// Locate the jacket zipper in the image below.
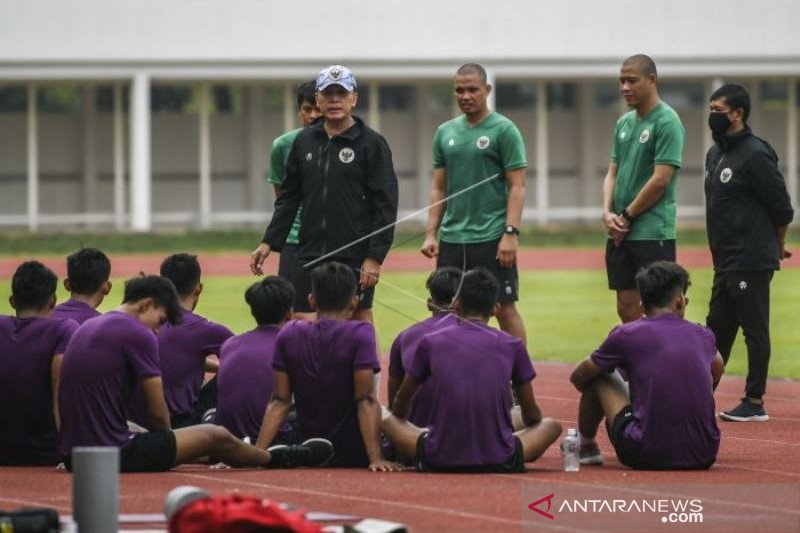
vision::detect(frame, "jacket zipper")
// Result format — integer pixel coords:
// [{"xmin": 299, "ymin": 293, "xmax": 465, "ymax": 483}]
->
[{"xmin": 320, "ymin": 139, "xmax": 331, "ymax": 255}]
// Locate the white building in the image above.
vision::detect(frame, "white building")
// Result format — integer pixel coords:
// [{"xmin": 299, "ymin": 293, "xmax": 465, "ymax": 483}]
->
[{"xmin": 1, "ymin": 0, "xmax": 798, "ymax": 231}]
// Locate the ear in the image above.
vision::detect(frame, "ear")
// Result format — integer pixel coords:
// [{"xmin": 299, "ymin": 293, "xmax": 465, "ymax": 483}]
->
[
  {"xmin": 491, "ymin": 302, "xmax": 500, "ymax": 318},
  {"xmin": 351, "ymin": 91, "xmax": 359, "ymax": 108},
  {"xmin": 347, "ymin": 295, "xmax": 359, "ymax": 318},
  {"xmin": 426, "ymin": 297, "xmax": 435, "ymax": 312},
  {"xmin": 137, "ymin": 297, "xmax": 155, "ymax": 316},
  {"xmin": 452, "ymin": 298, "xmax": 463, "ymax": 316},
  {"xmin": 486, "ymin": 83, "xmax": 493, "ymax": 95},
  {"xmin": 63, "ymin": 278, "xmax": 72, "ymax": 292},
  {"xmin": 285, "ymin": 308, "xmax": 294, "ymax": 322},
  {"xmin": 102, "ymin": 280, "xmax": 112, "ymax": 296},
  {"xmin": 48, "ymin": 295, "xmax": 57, "ymax": 311},
  {"xmin": 9, "ymin": 295, "xmax": 16, "ymax": 310},
  {"xmin": 308, "ymin": 293, "xmax": 317, "ymax": 312},
  {"xmin": 196, "ymin": 282, "xmax": 203, "ymax": 297}
]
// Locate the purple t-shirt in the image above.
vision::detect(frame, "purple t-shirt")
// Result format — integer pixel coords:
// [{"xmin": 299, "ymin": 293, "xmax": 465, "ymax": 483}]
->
[
  {"xmin": 0, "ymin": 316, "xmax": 77, "ymax": 465},
  {"xmin": 388, "ymin": 312, "xmax": 455, "ymax": 428},
  {"xmin": 157, "ymin": 308, "xmax": 233, "ymax": 416},
  {"xmin": 215, "ymin": 325, "xmax": 284, "ymax": 440},
  {"xmin": 59, "ymin": 311, "xmax": 161, "ymax": 454},
  {"xmin": 52, "ymin": 299, "xmax": 101, "ymax": 325},
  {"xmin": 590, "ymin": 313, "xmax": 720, "ymax": 468},
  {"xmin": 273, "ymin": 318, "xmax": 380, "ymax": 467},
  {"xmin": 409, "ymin": 319, "xmax": 535, "ymax": 468}
]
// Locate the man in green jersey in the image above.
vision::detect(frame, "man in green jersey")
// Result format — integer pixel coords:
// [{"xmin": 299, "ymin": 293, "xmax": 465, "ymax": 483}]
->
[
  {"xmin": 421, "ymin": 63, "xmax": 528, "ymax": 343},
  {"xmin": 602, "ymin": 54, "xmax": 686, "ymax": 323},
  {"xmin": 268, "ymin": 80, "xmax": 320, "ymax": 320}
]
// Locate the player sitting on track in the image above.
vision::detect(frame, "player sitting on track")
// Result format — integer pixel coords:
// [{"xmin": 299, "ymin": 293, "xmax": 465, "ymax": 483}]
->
[
  {"xmin": 387, "ymin": 267, "xmax": 461, "ymax": 427},
  {"xmin": 131, "ymin": 253, "xmax": 234, "ymax": 429},
  {"xmin": 215, "ymin": 276, "xmax": 299, "ymax": 445},
  {"xmin": 256, "ymin": 261, "xmax": 403, "ymax": 472},
  {"xmin": 58, "ymin": 274, "xmax": 333, "ymax": 472},
  {"xmin": 381, "ymin": 268, "xmax": 562, "ymax": 473},
  {"xmin": 0, "ymin": 261, "xmax": 78, "ymax": 466},
  {"xmin": 52, "ymin": 247, "xmax": 111, "ymax": 324},
  {"xmin": 570, "ymin": 261, "xmax": 724, "ymax": 469}
]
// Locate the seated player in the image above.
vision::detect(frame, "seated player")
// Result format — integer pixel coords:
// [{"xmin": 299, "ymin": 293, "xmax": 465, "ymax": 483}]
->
[
  {"xmin": 569, "ymin": 261, "xmax": 724, "ymax": 470},
  {"xmin": 58, "ymin": 275, "xmax": 332, "ymax": 472},
  {"xmin": 0, "ymin": 262, "xmax": 78, "ymax": 466},
  {"xmin": 387, "ymin": 267, "xmax": 461, "ymax": 427},
  {"xmin": 256, "ymin": 262, "xmax": 403, "ymax": 472},
  {"xmin": 52, "ymin": 247, "xmax": 111, "ymax": 324},
  {"xmin": 215, "ymin": 276, "xmax": 298, "ymax": 445},
  {"xmin": 144, "ymin": 253, "xmax": 234, "ymax": 428},
  {"xmin": 381, "ymin": 268, "xmax": 562, "ymax": 472}
]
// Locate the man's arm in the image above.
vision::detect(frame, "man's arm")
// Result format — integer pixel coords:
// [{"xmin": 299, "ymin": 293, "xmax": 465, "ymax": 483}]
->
[
  {"xmin": 141, "ymin": 376, "xmax": 171, "ymax": 430},
  {"xmin": 601, "ymin": 163, "xmax": 628, "ymax": 245},
  {"xmin": 514, "ymin": 381, "xmax": 543, "ymax": 426},
  {"xmin": 255, "ymin": 370, "xmax": 293, "ymax": 449},
  {"xmin": 497, "ymin": 167, "xmax": 525, "ymax": 268},
  {"xmin": 622, "ymin": 164, "xmax": 677, "ymax": 220},
  {"xmin": 354, "ymin": 368, "xmax": 402, "ymax": 471},
  {"xmin": 570, "ymin": 358, "xmax": 605, "ymax": 392},
  {"xmin": 711, "ymin": 351, "xmax": 725, "ymax": 391},
  {"xmin": 421, "ymin": 168, "xmax": 447, "ymax": 258},
  {"xmin": 51, "ymin": 354, "xmax": 63, "ymax": 431},
  {"xmin": 365, "ymin": 136, "xmax": 400, "ymax": 264},
  {"xmin": 390, "ymin": 374, "xmax": 421, "ymax": 419},
  {"xmin": 777, "ymin": 225, "xmax": 792, "ymax": 260}
]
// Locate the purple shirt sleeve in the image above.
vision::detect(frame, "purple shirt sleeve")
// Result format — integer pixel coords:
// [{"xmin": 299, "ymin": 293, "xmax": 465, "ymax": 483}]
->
[
  {"xmin": 199, "ymin": 322, "xmax": 234, "ymax": 356},
  {"xmin": 407, "ymin": 336, "xmax": 431, "ymax": 383},
  {"xmin": 54, "ymin": 319, "xmax": 79, "ymax": 354},
  {"xmin": 126, "ymin": 329, "xmax": 161, "ymax": 381},
  {"xmin": 511, "ymin": 340, "xmax": 535, "ymax": 386},
  {"xmin": 388, "ymin": 335, "xmax": 404, "ymax": 377},
  {"xmin": 590, "ymin": 326, "xmax": 625, "ymax": 373},
  {"xmin": 272, "ymin": 327, "xmax": 291, "ymax": 371},
  {"xmin": 352, "ymin": 323, "xmax": 380, "ymax": 372}
]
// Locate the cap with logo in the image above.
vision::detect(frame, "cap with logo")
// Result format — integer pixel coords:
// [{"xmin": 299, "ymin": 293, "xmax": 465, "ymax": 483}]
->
[{"xmin": 316, "ymin": 65, "xmax": 357, "ymax": 92}]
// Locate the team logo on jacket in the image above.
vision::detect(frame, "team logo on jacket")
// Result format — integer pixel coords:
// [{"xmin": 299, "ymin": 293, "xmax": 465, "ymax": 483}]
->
[
  {"xmin": 339, "ymin": 147, "xmax": 355, "ymax": 163},
  {"xmin": 639, "ymin": 129, "xmax": 650, "ymax": 143},
  {"xmin": 305, "ymin": 152, "xmax": 313, "ymax": 162},
  {"xmin": 720, "ymin": 168, "xmax": 733, "ymax": 183},
  {"xmin": 448, "ymin": 138, "xmax": 455, "ymax": 146},
  {"xmin": 739, "ymin": 280, "xmax": 748, "ymax": 290},
  {"xmin": 476, "ymin": 136, "xmax": 490, "ymax": 150}
]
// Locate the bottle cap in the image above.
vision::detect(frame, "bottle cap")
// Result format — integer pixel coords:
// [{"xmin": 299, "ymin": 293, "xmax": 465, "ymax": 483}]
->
[{"xmin": 567, "ymin": 428, "xmax": 578, "ymax": 437}]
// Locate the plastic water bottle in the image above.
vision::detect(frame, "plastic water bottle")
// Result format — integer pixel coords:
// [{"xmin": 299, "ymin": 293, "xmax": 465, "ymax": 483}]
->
[{"xmin": 562, "ymin": 428, "xmax": 580, "ymax": 472}]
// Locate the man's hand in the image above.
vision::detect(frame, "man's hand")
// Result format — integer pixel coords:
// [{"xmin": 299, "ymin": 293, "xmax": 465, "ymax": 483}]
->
[
  {"xmin": 368, "ymin": 459, "xmax": 405, "ymax": 472},
  {"xmin": 360, "ymin": 257, "xmax": 381, "ymax": 290},
  {"xmin": 779, "ymin": 243, "xmax": 793, "ymax": 260},
  {"xmin": 421, "ymin": 235, "xmax": 439, "ymax": 259},
  {"xmin": 602, "ymin": 211, "xmax": 629, "ymax": 247},
  {"xmin": 496, "ymin": 234, "xmax": 518, "ymax": 268},
  {"xmin": 250, "ymin": 243, "xmax": 272, "ymax": 275}
]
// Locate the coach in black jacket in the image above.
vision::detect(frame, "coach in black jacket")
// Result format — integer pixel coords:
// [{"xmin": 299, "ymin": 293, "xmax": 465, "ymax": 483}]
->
[
  {"xmin": 704, "ymin": 84, "xmax": 794, "ymax": 422},
  {"xmin": 250, "ymin": 65, "xmax": 399, "ymax": 323}
]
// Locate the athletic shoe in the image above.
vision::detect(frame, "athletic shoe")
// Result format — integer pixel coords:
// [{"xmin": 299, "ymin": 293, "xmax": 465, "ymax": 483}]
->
[
  {"xmin": 719, "ymin": 398, "xmax": 769, "ymax": 422},
  {"xmin": 559, "ymin": 439, "xmax": 604, "ymax": 466},
  {"xmin": 267, "ymin": 438, "xmax": 334, "ymax": 468},
  {"xmin": 201, "ymin": 408, "xmax": 216, "ymax": 424}
]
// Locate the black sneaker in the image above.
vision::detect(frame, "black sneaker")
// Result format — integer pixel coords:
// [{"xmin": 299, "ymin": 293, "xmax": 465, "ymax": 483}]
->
[
  {"xmin": 267, "ymin": 438, "xmax": 334, "ymax": 468},
  {"xmin": 719, "ymin": 398, "xmax": 769, "ymax": 422}
]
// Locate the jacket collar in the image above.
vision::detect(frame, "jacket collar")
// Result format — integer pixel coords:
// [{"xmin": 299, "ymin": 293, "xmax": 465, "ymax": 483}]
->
[
  {"xmin": 309, "ymin": 115, "xmax": 365, "ymax": 141},
  {"xmin": 715, "ymin": 126, "xmax": 751, "ymax": 152}
]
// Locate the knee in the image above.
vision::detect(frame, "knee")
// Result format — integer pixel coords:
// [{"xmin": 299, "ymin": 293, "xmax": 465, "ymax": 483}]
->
[
  {"xmin": 206, "ymin": 424, "xmax": 237, "ymax": 448},
  {"xmin": 540, "ymin": 417, "xmax": 563, "ymax": 439}
]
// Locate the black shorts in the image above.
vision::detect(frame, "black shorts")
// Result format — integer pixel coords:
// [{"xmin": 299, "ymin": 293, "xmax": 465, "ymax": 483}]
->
[
  {"xmin": 278, "ymin": 244, "xmax": 307, "ymax": 311},
  {"xmin": 605, "ymin": 239, "xmax": 676, "ymax": 291},
  {"xmin": 438, "ymin": 239, "xmax": 518, "ymax": 303},
  {"xmin": 414, "ymin": 432, "xmax": 525, "ymax": 473},
  {"xmin": 119, "ymin": 430, "xmax": 177, "ymax": 472},
  {"xmin": 291, "ymin": 256, "xmax": 374, "ymax": 313}
]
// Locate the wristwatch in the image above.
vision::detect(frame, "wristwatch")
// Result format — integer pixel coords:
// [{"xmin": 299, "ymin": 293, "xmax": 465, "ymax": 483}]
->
[
  {"xmin": 619, "ymin": 209, "xmax": 633, "ymax": 224},
  {"xmin": 504, "ymin": 224, "xmax": 520, "ymax": 236}
]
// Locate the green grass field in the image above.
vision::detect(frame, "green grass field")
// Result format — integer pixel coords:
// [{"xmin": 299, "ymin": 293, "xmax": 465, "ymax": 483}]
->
[{"xmin": 2, "ymin": 268, "xmax": 798, "ymax": 379}]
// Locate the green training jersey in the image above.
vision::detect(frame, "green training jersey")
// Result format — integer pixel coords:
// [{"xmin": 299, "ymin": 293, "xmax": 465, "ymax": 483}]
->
[
  {"xmin": 268, "ymin": 128, "xmax": 302, "ymax": 245},
  {"xmin": 433, "ymin": 112, "xmax": 527, "ymax": 244},
  {"xmin": 610, "ymin": 102, "xmax": 685, "ymax": 241}
]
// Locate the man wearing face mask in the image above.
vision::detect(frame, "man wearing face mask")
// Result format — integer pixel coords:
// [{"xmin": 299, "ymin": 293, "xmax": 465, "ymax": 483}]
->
[{"xmin": 705, "ymin": 84, "xmax": 794, "ymax": 422}]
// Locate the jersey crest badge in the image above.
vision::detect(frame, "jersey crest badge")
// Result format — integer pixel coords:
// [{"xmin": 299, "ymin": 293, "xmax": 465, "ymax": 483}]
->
[
  {"xmin": 339, "ymin": 147, "xmax": 355, "ymax": 164},
  {"xmin": 639, "ymin": 129, "xmax": 650, "ymax": 143},
  {"xmin": 720, "ymin": 168, "xmax": 733, "ymax": 183},
  {"xmin": 476, "ymin": 136, "xmax": 490, "ymax": 150}
]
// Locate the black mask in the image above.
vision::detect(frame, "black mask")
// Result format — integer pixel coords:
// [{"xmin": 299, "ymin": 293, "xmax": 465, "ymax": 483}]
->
[{"xmin": 708, "ymin": 112, "xmax": 732, "ymax": 137}]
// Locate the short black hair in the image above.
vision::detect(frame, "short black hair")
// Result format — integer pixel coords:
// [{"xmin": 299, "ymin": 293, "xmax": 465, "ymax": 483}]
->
[
  {"xmin": 426, "ymin": 267, "xmax": 462, "ymax": 309},
  {"xmin": 456, "ymin": 63, "xmax": 488, "ymax": 84},
  {"xmin": 160, "ymin": 253, "xmax": 201, "ymax": 298},
  {"xmin": 296, "ymin": 79, "xmax": 317, "ymax": 109},
  {"xmin": 12, "ymin": 261, "xmax": 57, "ymax": 311},
  {"xmin": 710, "ymin": 83, "xmax": 751, "ymax": 123},
  {"xmin": 455, "ymin": 268, "xmax": 499, "ymax": 317},
  {"xmin": 311, "ymin": 262, "xmax": 357, "ymax": 313},
  {"xmin": 623, "ymin": 54, "xmax": 657, "ymax": 78},
  {"xmin": 245, "ymin": 276, "xmax": 295, "ymax": 326},
  {"xmin": 635, "ymin": 261, "xmax": 690, "ymax": 313},
  {"xmin": 65, "ymin": 247, "xmax": 110, "ymax": 295},
  {"xmin": 122, "ymin": 275, "xmax": 182, "ymax": 325}
]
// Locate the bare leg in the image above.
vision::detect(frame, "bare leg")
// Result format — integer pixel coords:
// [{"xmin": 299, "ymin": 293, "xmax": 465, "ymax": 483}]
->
[
  {"xmin": 174, "ymin": 424, "xmax": 270, "ymax": 467},
  {"xmin": 510, "ymin": 405, "xmax": 526, "ymax": 431},
  {"xmin": 577, "ymin": 373, "xmax": 630, "ymax": 440},
  {"xmin": 495, "ymin": 302, "xmax": 527, "ymax": 344},
  {"xmin": 616, "ymin": 290, "xmax": 642, "ymax": 323},
  {"xmin": 515, "ymin": 418, "xmax": 562, "ymax": 462},
  {"xmin": 380, "ymin": 413, "xmax": 425, "ymax": 463}
]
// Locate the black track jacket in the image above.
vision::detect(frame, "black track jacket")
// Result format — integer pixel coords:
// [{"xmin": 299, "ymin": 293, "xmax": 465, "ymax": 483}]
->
[
  {"xmin": 263, "ymin": 116, "xmax": 399, "ymax": 264},
  {"xmin": 704, "ymin": 128, "xmax": 794, "ymax": 272}
]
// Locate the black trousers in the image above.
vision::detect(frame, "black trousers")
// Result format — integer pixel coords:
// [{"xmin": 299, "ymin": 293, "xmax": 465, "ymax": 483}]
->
[{"xmin": 706, "ymin": 270, "xmax": 773, "ymax": 399}]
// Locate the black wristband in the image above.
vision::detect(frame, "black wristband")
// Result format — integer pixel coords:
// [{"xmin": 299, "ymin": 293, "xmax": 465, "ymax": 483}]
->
[{"xmin": 620, "ymin": 209, "xmax": 633, "ymax": 223}]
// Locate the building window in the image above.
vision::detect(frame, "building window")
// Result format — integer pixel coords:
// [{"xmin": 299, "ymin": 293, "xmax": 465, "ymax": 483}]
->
[
  {"xmin": 0, "ymin": 86, "xmax": 27, "ymax": 113},
  {"xmin": 594, "ymin": 82, "xmax": 620, "ymax": 108},
  {"xmin": 212, "ymin": 85, "xmax": 244, "ymax": 114},
  {"xmin": 379, "ymin": 85, "xmax": 415, "ymax": 112},
  {"xmin": 761, "ymin": 81, "xmax": 788, "ymax": 110},
  {"xmin": 151, "ymin": 85, "xmax": 197, "ymax": 114},
  {"xmin": 547, "ymin": 83, "xmax": 576, "ymax": 110},
  {"xmin": 428, "ymin": 84, "xmax": 453, "ymax": 113},
  {"xmin": 496, "ymin": 83, "xmax": 537, "ymax": 110},
  {"xmin": 38, "ymin": 84, "xmax": 82, "ymax": 113},
  {"xmin": 659, "ymin": 82, "xmax": 705, "ymax": 110},
  {"xmin": 95, "ymin": 85, "xmax": 129, "ymax": 113}
]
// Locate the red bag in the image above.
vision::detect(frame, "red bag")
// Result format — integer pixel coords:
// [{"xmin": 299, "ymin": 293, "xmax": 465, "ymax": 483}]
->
[{"xmin": 169, "ymin": 494, "xmax": 323, "ymax": 533}]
